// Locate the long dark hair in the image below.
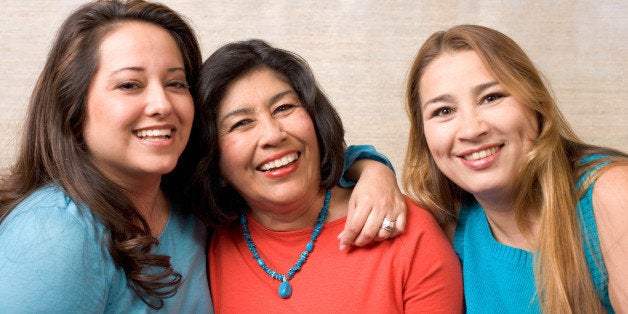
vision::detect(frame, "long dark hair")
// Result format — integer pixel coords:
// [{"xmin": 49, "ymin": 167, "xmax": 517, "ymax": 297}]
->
[
  {"xmin": 0, "ymin": 0, "xmax": 202, "ymax": 309},
  {"xmin": 179, "ymin": 39, "xmax": 345, "ymax": 226}
]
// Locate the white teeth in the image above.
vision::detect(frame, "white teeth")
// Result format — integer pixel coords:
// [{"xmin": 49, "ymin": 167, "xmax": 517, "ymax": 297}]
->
[
  {"xmin": 259, "ymin": 153, "xmax": 299, "ymax": 171},
  {"xmin": 463, "ymin": 146, "xmax": 499, "ymax": 161},
  {"xmin": 135, "ymin": 129, "xmax": 172, "ymax": 138}
]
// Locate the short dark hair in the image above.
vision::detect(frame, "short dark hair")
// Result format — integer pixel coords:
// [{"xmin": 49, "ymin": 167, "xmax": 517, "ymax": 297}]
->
[{"xmin": 182, "ymin": 39, "xmax": 345, "ymax": 225}]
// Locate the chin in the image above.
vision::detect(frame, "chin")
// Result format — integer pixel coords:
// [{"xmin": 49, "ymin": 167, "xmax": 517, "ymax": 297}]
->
[{"xmin": 149, "ymin": 161, "xmax": 178, "ymax": 175}]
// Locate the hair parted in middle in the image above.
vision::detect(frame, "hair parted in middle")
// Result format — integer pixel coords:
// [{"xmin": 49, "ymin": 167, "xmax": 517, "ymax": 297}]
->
[
  {"xmin": 402, "ymin": 24, "xmax": 622, "ymax": 313},
  {"xmin": 181, "ymin": 39, "xmax": 345, "ymax": 226},
  {"xmin": 0, "ymin": 0, "xmax": 202, "ymax": 309}
]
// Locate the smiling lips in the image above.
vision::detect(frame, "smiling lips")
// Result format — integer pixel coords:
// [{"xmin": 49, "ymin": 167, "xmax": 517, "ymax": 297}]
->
[
  {"xmin": 461, "ymin": 145, "xmax": 500, "ymax": 161},
  {"xmin": 135, "ymin": 128, "xmax": 172, "ymax": 139},
  {"xmin": 258, "ymin": 153, "xmax": 299, "ymax": 172}
]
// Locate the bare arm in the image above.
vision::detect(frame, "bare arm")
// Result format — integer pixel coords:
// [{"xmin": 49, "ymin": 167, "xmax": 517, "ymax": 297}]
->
[
  {"xmin": 592, "ymin": 162, "xmax": 628, "ymax": 311},
  {"xmin": 340, "ymin": 159, "xmax": 407, "ymax": 251}
]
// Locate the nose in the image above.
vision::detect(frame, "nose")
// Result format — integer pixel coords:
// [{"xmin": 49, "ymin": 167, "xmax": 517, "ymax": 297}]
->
[
  {"xmin": 259, "ymin": 116, "xmax": 287, "ymax": 147},
  {"xmin": 457, "ymin": 109, "xmax": 489, "ymax": 141},
  {"xmin": 144, "ymin": 83, "xmax": 173, "ymax": 117}
]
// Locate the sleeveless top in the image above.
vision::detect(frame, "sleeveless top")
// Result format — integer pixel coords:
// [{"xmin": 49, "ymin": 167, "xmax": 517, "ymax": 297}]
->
[{"xmin": 453, "ymin": 155, "xmax": 613, "ymax": 313}]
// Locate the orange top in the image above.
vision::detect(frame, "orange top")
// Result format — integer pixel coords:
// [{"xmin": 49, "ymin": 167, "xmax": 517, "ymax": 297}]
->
[{"xmin": 209, "ymin": 197, "xmax": 463, "ymax": 313}]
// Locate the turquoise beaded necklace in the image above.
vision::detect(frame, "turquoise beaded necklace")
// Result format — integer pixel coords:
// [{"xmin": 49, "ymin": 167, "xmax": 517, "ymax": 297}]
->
[{"xmin": 240, "ymin": 189, "xmax": 331, "ymax": 299}]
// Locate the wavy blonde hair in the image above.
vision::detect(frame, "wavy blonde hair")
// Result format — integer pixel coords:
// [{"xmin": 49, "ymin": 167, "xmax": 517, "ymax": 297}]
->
[{"xmin": 403, "ymin": 24, "xmax": 626, "ymax": 313}]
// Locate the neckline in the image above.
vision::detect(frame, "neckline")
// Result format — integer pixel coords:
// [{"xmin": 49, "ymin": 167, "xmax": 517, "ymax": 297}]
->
[
  {"xmin": 457, "ymin": 201, "xmax": 534, "ymax": 266},
  {"xmin": 239, "ymin": 189, "xmax": 331, "ymax": 299}
]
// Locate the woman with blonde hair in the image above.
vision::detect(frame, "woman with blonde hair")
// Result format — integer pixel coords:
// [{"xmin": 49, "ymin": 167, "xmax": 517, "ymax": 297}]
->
[{"xmin": 404, "ymin": 24, "xmax": 626, "ymax": 312}]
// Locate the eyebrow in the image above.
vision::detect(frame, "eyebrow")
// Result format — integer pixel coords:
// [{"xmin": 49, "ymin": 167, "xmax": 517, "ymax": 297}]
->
[
  {"xmin": 269, "ymin": 90, "xmax": 296, "ymax": 105},
  {"xmin": 472, "ymin": 81, "xmax": 499, "ymax": 96},
  {"xmin": 219, "ymin": 89, "xmax": 297, "ymax": 125},
  {"xmin": 422, "ymin": 81, "xmax": 499, "ymax": 109},
  {"xmin": 111, "ymin": 66, "xmax": 186, "ymax": 75}
]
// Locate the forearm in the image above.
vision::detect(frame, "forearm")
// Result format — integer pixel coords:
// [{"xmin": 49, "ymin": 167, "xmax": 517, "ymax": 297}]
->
[{"xmin": 341, "ymin": 144, "xmax": 394, "ymax": 186}]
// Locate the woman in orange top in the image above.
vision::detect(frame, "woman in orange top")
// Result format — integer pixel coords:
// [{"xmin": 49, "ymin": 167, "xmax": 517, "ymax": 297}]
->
[{"xmin": 192, "ymin": 39, "xmax": 463, "ymax": 313}]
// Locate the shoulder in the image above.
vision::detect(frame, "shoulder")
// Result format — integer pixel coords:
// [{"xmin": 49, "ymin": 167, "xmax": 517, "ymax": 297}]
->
[
  {"xmin": 0, "ymin": 186, "xmax": 110, "ymax": 311},
  {"xmin": 2, "ymin": 185, "xmax": 102, "ymax": 236},
  {"xmin": 404, "ymin": 197, "xmax": 442, "ymax": 232},
  {"xmin": 591, "ymin": 162, "xmax": 628, "ymax": 221},
  {"xmin": 591, "ymin": 162, "xmax": 628, "ymax": 233},
  {"xmin": 593, "ymin": 162, "xmax": 628, "ymax": 199},
  {"xmin": 0, "ymin": 185, "xmax": 106, "ymax": 258},
  {"xmin": 591, "ymin": 162, "xmax": 628, "ymax": 310},
  {"xmin": 402, "ymin": 196, "xmax": 456, "ymax": 254},
  {"xmin": 399, "ymin": 197, "xmax": 464, "ymax": 311}
]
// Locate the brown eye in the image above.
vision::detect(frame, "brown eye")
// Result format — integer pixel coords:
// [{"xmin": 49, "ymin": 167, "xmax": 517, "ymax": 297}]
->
[
  {"xmin": 167, "ymin": 80, "xmax": 190, "ymax": 89},
  {"xmin": 116, "ymin": 82, "xmax": 141, "ymax": 90},
  {"xmin": 229, "ymin": 119, "xmax": 254, "ymax": 132},
  {"xmin": 481, "ymin": 93, "xmax": 504, "ymax": 104},
  {"xmin": 273, "ymin": 104, "xmax": 296, "ymax": 115},
  {"xmin": 432, "ymin": 106, "xmax": 454, "ymax": 118}
]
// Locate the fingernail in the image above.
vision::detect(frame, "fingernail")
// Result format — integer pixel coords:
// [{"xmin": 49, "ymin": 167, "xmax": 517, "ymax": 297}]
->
[{"xmin": 339, "ymin": 243, "xmax": 347, "ymax": 252}]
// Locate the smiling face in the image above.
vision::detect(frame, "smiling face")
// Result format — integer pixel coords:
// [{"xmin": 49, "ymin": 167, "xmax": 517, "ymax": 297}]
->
[
  {"xmin": 83, "ymin": 22, "xmax": 194, "ymax": 187},
  {"xmin": 217, "ymin": 68, "xmax": 321, "ymax": 212},
  {"xmin": 419, "ymin": 50, "xmax": 539, "ymax": 202}
]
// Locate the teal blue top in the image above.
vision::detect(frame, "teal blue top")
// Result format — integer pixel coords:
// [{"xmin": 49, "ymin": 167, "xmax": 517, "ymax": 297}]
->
[
  {"xmin": 0, "ymin": 185, "xmax": 213, "ymax": 313},
  {"xmin": 454, "ymin": 155, "xmax": 613, "ymax": 313},
  {"xmin": 341, "ymin": 144, "xmax": 394, "ymax": 187}
]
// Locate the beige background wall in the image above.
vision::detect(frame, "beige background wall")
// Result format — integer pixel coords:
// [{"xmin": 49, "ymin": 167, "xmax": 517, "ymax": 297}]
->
[{"xmin": 1, "ymin": 1, "xmax": 626, "ymax": 175}]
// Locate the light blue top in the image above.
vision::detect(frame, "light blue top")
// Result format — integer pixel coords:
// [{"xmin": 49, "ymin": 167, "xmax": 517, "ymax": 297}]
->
[
  {"xmin": 0, "ymin": 185, "xmax": 212, "ymax": 313},
  {"xmin": 454, "ymin": 155, "xmax": 613, "ymax": 313}
]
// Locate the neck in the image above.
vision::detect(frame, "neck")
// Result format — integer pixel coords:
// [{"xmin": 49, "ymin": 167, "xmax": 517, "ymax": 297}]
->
[
  {"xmin": 124, "ymin": 181, "xmax": 169, "ymax": 237},
  {"xmin": 475, "ymin": 194, "xmax": 539, "ymax": 252},
  {"xmin": 249, "ymin": 188, "xmax": 330, "ymax": 231}
]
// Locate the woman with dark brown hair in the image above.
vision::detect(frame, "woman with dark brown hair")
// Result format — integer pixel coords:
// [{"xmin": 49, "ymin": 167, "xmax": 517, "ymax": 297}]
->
[
  {"xmin": 196, "ymin": 39, "xmax": 462, "ymax": 312},
  {"xmin": 0, "ymin": 0, "xmax": 210, "ymax": 311}
]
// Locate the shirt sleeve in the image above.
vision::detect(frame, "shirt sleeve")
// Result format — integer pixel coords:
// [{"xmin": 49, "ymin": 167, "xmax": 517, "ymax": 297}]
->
[
  {"xmin": 0, "ymin": 204, "xmax": 109, "ymax": 312},
  {"xmin": 340, "ymin": 144, "xmax": 395, "ymax": 188}
]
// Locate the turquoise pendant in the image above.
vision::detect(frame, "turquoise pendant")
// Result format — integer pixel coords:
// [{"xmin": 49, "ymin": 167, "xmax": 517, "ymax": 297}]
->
[{"xmin": 278, "ymin": 281, "xmax": 292, "ymax": 299}]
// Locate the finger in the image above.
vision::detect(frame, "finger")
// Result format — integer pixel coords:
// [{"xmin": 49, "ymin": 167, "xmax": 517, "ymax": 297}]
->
[
  {"xmin": 389, "ymin": 211, "xmax": 406, "ymax": 238},
  {"xmin": 388, "ymin": 198, "xmax": 407, "ymax": 238},
  {"xmin": 338, "ymin": 200, "xmax": 369, "ymax": 251},
  {"xmin": 375, "ymin": 219, "xmax": 394, "ymax": 241},
  {"xmin": 356, "ymin": 197, "xmax": 406, "ymax": 243},
  {"xmin": 352, "ymin": 209, "xmax": 387, "ymax": 246}
]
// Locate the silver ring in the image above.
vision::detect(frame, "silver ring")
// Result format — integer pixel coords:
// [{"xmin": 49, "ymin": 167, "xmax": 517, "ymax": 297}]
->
[{"xmin": 381, "ymin": 218, "xmax": 395, "ymax": 232}]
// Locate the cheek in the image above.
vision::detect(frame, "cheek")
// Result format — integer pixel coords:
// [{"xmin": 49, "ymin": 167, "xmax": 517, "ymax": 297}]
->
[
  {"xmin": 302, "ymin": 121, "xmax": 317, "ymax": 143},
  {"xmin": 218, "ymin": 137, "xmax": 236, "ymax": 169},
  {"xmin": 182, "ymin": 96, "xmax": 195, "ymax": 120},
  {"xmin": 87, "ymin": 95, "xmax": 140, "ymax": 128},
  {"xmin": 84, "ymin": 104, "xmax": 115, "ymax": 139},
  {"xmin": 291, "ymin": 110, "xmax": 318, "ymax": 145},
  {"xmin": 502, "ymin": 100, "xmax": 539, "ymax": 141},
  {"xmin": 422, "ymin": 121, "xmax": 448, "ymax": 157},
  {"xmin": 182, "ymin": 106, "xmax": 195, "ymax": 141},
  {"xmin": 504, "ymin": 107, "xmax": 539, "ymax": 149},
  {"xmin": 217, "ymin": 135, "xmax": 250, "ymax": 179}
]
